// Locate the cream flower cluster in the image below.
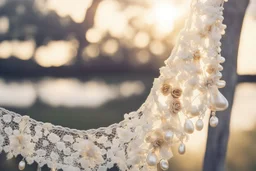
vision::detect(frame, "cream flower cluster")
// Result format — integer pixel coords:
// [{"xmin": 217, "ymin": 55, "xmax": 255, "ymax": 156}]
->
[{"xmin": 0, "ymin": 0, "xmax": 228, "ymax": 171}]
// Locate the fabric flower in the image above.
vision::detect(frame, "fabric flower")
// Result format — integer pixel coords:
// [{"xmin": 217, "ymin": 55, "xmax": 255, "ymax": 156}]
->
[
  {"xmin": 76, "ymin": 140, "xmax": 104, "ymax": 169},
  {"xmin": 170, "ymin": 99, "xmax": 182, "ymax": 114},
  {"xmin": 171, "ymin": 88, "xmax": 182, "ymax": 98},
  {"xmin": 145, "ymin": 129, "xmax": 173, "ymax": 160},
  {"xmin": 161, "ymin": 83, "xmax": 172, "ymax": 96},
  {"xmin": 4, "ymin": 127, "xmax": 13, "ymax": 135},
  {"xmin": 9, "ymin": 130, "xmax": 35, "ymax": 157}
]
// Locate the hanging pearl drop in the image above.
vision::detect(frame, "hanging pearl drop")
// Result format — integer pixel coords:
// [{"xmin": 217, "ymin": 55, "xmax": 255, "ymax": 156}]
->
[
  {"xmin": 184, "ymin": 119, "xmax": 194, "ymax": 134},
  {"xmin": 195, "ymin": 119, "xmax": 204, "ymax": 131},
  {"xmin": 51, "ymin": 168, "xmax": 56, "ymax": 171},
  {"xmin": 164, "ymin": 130, "xmax": 174, "ymax": 142},
  {"xmin": 160, "ymin": 159, "xmax": 169, "ymax": 170},
  {"xmin": 189, "ymin": 106, "xmax": 200, "ymax": 116},
  {"xmin": 217, "ymin": 80, "xmax": 226, "ymax": 88},
  {"xmin": 18, "ymin": 160, "xmax": 26, "ymax": 170},
  {"xmin": 210, "ymin": 116, "xmax": 219, "ymax": 127},
  {"xmin": 178, "ymin": 143, "xmax": 186, "ymax": 155},
  {"xmin": 146, "ymin": 153, "xmax": 158, "ymax": 166},
  {"xmin": 209, "ymin": 90, "xmax": 228, "ymax": 111}
]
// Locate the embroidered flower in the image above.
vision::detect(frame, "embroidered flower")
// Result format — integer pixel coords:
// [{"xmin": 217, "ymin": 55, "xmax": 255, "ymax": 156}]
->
[
  {"xmin": 9, "ymin": 130, "xmax": 35, "ymax": 156},
  {"xmin": 145, "ymin": 130, "xmax": 173, "ymax": 160},
  {"xmin": 171, "ymin": 88, "xmax": 182, "ymax": 98},
  {"xmin": 63, "ymin": 135, "xmax": 74, "ymax": 143},
  {"xmin": 76, "ymin": 140, "xmax": 104, "ymax": 169},
  {"xmin": 13, "ymin": 116, "xmax": 22, "ymax": 123},
  {"xmin": 3, "ymin": 114, "xmax": 12, "ymax": 123},
  {"xmin": 48, "ymin": 133, "xmax": 60, "ymax": 143},
  {"xmin": 170, "ymin": 99, "xmax": 182, "ymax": 114},
  {"xmin": 36, "ymin": 149, "xmax": 46, "ymax": 157},
  {"xmin": 56, "ymin": 142, "xmax": 66, "ymax": 151},
  {"xmin": 42, "ymin": 140, "xmax": 49, "ymax": 147},
  {"xmin": 50, "ymin": 152, "xmax": 59, "ymax": 161},
  {"xmin": 161, "ymin": 83, "xmax": 172, "ymax": 96},
  {"xmin": 64, "ymin": 148, "xmax": 72, "ymax": 155},
  {"xmin": 116, "ymin": 127, "xmax": 134, "ymax": 143},
  {"xmin": 4, "ymin": 127, "xmax": 13, "ymax": 135}
]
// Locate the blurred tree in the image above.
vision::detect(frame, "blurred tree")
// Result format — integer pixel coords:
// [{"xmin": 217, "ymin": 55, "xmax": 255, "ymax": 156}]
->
[{"xmin": 203, "ymin": 1, "xmax": 249, "ymax": 171}]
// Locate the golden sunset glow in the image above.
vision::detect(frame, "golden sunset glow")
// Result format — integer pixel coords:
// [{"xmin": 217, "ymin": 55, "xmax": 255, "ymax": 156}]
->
[{"xmin": 35, "ymin": 40, "xmax": 78, "ymax": 67}]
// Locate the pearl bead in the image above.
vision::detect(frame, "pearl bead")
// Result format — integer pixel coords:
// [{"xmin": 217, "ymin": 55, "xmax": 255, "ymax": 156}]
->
[
  {"xmin": 210, "ymin": 116, "xmax": 219, "ymax": 127},
  {"xmin": 51, "ymin": 168, "xmax": 56, "ymax": 171},
  {"xmin": 195, "ymin": 119, "xmax": 204, "ymax": 131},
  {"xmin": 217, "ymin": 80, "xmax": 226, "ymax": 88},
  {"xmin": 160, "ymin": 159, "xmax": 169, "ymax": 170},
  {"xmin": 18, "ymin": 160, "xmax": 26, "ymax": 170},
  {"xmin": 218, "ymin": 56, "xmax": 225, "ymax": 63},
  {"xmin": 215, "ymin": 72, "xmax": 222, "ymax": 79},
  {"xmin": 178, "ymin": 143, "xmax": 186, "ymax": 155},
  {"xmin": 209, "ymin": 90, "xmax": 228, "ymax": 111},
  {"xmin": 218, "ymin": 65, "xmax": 223, "ymax": 71},
  {"xmin": 189, "ymin": 106, "xmax": 200, "ymax": 116},
  {"xmin": 146, "ymin": 153, "xmax": 158, "ymax": 166},
  {"xmin": 184, "ymin": 119, "xmax": 194, "ymax": 134},
  {"xmin": 164, "ymin": 130, "xmax": 174, "ymax": 142}
]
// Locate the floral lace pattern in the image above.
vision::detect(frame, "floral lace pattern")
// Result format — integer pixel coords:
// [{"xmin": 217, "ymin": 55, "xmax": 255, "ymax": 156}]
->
[{"xmin": 0, "ymin": 0, "xmax": 228, "ymax": 170}]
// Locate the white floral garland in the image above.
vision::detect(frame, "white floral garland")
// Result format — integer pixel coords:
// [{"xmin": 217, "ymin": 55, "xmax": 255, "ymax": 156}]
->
[{"xmin": 0, "ymin": 0, "xmax": 228, "ymax": 170}]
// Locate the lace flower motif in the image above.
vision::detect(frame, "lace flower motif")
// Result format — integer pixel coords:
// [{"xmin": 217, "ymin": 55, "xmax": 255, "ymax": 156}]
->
[
  {"xmin": 145, "ymin": 129, "xmax": 173, "ymax": 160},
  {"xmin": 9, "ymin": 130, "xmax": 35, "ymax": 157},
  {"xmin": 74, "ymin": 140, "xmax": 104, "ymax": 169}
]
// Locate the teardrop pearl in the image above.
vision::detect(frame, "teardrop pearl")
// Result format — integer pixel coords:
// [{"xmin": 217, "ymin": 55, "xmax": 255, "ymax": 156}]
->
[
  {"xmin": 164, "ymin": 130, "xmax": 174, "ymax": 142},
  {"xmin": 209, "ymin": 90, "xmax": 228, "ymax": 111},
  {"xmin": 146, "ymin": 153, "xmax": 158, "ymax": 166},
  {"xmin": 18, "ymin": 160, "xmax": 26, "ymax": 170},
  {"xmin": 210, "ymin": 116, "xmax": 219, "ymax": 127},
  {"xmin": 184, "ymin": 119, "xmax": 194, "ymax": 134},
  {"xmin": 189, "ymin": 106, "xmax": 200, "ymax": 116},
  {"xmin": 51, "ymin": 168, "xmax": 56, "ymax": 171},
  {"xmin": 217, "ymin": 80, "xmax": 226, "ymax": 88},
  {"xmin": 160, "ymin": 159, "xmax": 169, "ymax": 170},
  {"xmin": 178, "ymin": 143, "xmax": 186, "ymax": 155},
  {"xmin": 195, "ymin": 119, "xmax": 204, "ymax": 131}
]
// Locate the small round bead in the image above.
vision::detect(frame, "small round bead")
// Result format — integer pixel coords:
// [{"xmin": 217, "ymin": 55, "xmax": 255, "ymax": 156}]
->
[
  {"xmin": 210, "ymin": 116, "xmax": 219, "ymax": 127},
  {"xmin": 160, "ymin": 159, "xmax": 169, "ymax": 170},
  {"xmin": 146, "ymin": 153, "xmax": 158, "ymax": 166},
  {"xmin": 164, "ymin": 130, "xmax": 174, "ymax": 142},
  {"xmin": 178, "ymin": 143, "xmax": 186, "ymax": 155},
  {"xmin": 184, "ymin": 119, "xmax": 194, "ymax": 134},
  {"xmin": 196, "ymin": 119, "xmax": 204, "ymax": 131},
  {"xmin": 18, "ymin": 160, "xmax": 26, "ymax": 171}
]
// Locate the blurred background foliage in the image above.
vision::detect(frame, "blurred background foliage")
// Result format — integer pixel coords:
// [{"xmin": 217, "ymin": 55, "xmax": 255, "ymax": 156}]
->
[{"xmin": 0, "ymin": 0, "xmax": 255, "ymax": 170}]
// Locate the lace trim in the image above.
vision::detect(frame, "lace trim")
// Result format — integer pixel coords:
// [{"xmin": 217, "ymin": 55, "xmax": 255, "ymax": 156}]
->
[{"xmin": 0, "ymin": 0, "xmax": 227, "ymax": 170}]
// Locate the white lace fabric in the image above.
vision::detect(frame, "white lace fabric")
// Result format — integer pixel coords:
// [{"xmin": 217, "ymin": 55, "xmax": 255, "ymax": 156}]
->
[{"xmin": 0, "ymin": 0, "xmax": 227, "ymax": 170}]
